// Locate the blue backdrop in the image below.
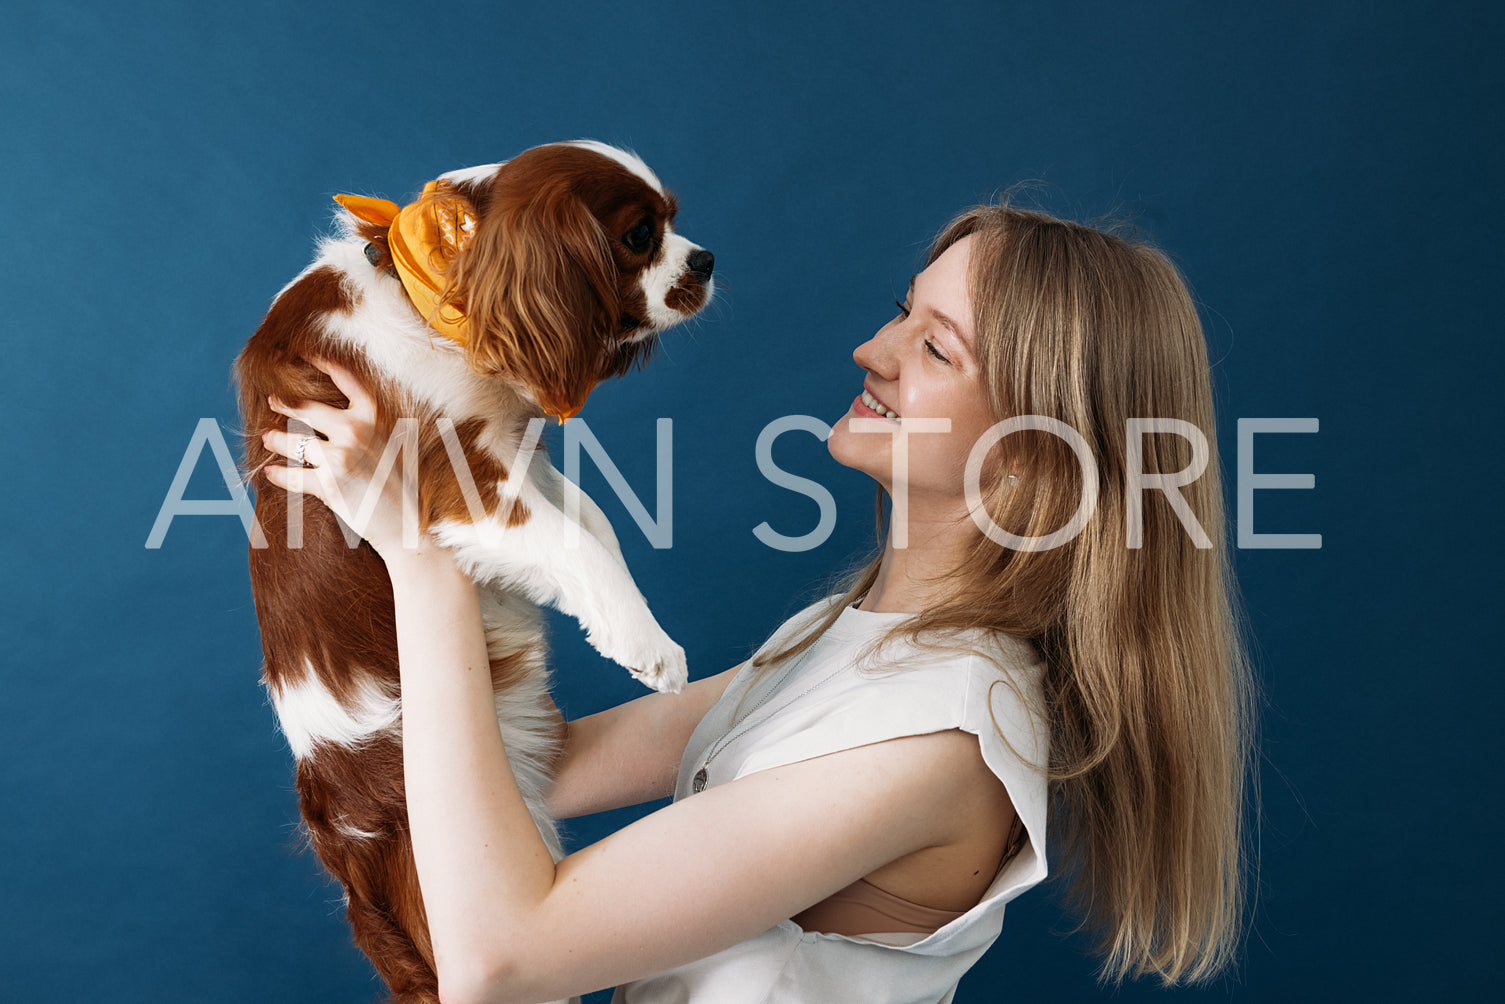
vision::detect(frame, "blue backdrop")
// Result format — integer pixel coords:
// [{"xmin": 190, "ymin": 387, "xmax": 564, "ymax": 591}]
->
[{"xmin": 2, "ymin": 1, "xmax": 1499, "ymax": 1001}]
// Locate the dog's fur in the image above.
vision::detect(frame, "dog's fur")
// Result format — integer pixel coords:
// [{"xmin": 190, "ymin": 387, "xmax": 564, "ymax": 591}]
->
[{"xmin": 235, "ymin": 141, "xmax": 711, "ymax": 1003}]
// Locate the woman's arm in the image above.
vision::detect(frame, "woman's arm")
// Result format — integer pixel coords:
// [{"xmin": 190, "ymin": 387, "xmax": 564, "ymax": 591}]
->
[
  {"xmin": 390, "ymin": 539, "xmax": 981, "ymax": 1003},
  {"xmin": 386, "ymin": 549, "xmax": 985, "ymax": 1004},
  {"xmin": 549, "ymin": 666, "xmax": 738, "ymax": 819},
  {"xmin": 263, "ymin": 362, "xmax": 988, "ymax": 1004}
]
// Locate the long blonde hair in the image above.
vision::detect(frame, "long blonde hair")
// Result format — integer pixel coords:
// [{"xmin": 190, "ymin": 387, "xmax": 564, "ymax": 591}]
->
[{"xmin": 759, "ymin": 204, "xmax": 1256, "ymax": 985}]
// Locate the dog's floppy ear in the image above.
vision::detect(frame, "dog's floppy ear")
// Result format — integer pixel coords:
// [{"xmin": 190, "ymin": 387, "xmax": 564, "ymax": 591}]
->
[{"xmin": 456, "ymin": 175, "xmax": 619, "ymax": 420}]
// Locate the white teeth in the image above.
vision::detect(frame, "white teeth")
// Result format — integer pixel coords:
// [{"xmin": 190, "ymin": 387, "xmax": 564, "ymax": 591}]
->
[{"xmin": 862, "ymin": 389, "xmax": 900, "ymax": 420}]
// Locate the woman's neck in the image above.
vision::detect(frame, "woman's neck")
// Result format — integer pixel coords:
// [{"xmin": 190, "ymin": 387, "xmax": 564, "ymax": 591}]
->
[{"xmin": 858, "ymin": 508, "xmax": 980, "ymax": 614}]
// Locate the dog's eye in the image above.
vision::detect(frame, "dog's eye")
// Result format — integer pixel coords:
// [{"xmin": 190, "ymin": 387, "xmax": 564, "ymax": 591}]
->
[{"xmin": 623, "ymin": 221, "xmax": 654, "ymax": 253}]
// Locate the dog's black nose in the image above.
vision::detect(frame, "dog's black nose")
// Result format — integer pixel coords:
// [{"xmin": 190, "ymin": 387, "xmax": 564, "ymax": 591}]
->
[{"xmin": 687, "ymin": 249, "xmax": 715, "ymax": 279}]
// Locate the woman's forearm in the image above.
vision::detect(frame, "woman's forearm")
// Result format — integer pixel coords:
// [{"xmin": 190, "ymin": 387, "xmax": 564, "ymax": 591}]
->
[
  {"xmin": 548, "ymin": 700, "xmax": 674, "ymax": 819},
  {"xmin": 384, "ymin": 546, "xmax": 556, "ymax": 994},
  {"xmin": 548, "ymin": 667, "xmax": 738, "ymax": 819}
]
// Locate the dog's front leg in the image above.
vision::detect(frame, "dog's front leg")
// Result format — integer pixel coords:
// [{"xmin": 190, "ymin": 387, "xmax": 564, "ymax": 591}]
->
[{"xmin": 431, "ymin": 457, "xmax": 687, "ymax": 693}]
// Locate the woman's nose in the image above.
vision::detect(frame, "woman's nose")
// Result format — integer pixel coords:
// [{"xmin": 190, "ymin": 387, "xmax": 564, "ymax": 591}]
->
[{"xmin": 853, "ymin": 326, "xmax": 896, "ymax": 379}]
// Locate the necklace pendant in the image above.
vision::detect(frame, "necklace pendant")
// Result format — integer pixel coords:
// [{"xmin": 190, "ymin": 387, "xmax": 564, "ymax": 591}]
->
[{"xmin": 692, "ymin": 768, "xmax": 708, "ymax": 794}]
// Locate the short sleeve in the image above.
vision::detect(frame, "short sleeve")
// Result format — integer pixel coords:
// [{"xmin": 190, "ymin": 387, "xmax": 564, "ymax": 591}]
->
[
  {"xmin": 730, "ymin": 656, "xmax": 973, "ymax": 781},
  {"xmin": 958, "ymin": 637, "xmax": 1050, "ymax": 903}
]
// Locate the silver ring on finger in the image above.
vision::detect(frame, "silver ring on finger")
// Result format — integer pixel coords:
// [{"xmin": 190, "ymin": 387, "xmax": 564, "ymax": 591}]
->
[{"xmin": 295, "ymin": 435, "xmax": 317, "ymax": 466}]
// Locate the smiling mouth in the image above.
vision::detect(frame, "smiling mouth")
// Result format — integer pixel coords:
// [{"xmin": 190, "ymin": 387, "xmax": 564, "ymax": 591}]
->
[{"xmin": 861, "ymin": 388, "xmax": 901, "ymax": 420}]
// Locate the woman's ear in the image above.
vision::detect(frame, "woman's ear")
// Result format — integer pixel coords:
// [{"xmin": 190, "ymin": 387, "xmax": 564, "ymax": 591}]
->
[{"xmin": 457, "ymin": 183, "xmax": 619, "ymax": 419}]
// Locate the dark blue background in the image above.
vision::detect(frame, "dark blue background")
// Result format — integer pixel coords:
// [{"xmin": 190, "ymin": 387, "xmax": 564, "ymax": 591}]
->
[{"xmin": 2, "ymin": 1, "xmax": 1499, "ymax": 1000}]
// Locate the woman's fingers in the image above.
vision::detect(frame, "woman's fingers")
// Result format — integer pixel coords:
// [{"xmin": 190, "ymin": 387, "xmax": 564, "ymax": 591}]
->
[
  {"xmin": 307, "ymin": 355, "xmax": 377, "ymax": 422},
  {"xmin": 258, "ymin": 357, "xmax": 397, "ymax": 547},
  {"xmin": 267, "ymin": 395, "xmax": 352, "ymax": 442},
  {"xmin": 262, "ymin": 428, "xmax": 326, "ymax": 467},
  {"xmin": 261, "ymin": 426, "xmax": 331, "ymax": 503},
  {"xmin": 262, "ymin": 461, "xmax": 329, "ymax": 504}
]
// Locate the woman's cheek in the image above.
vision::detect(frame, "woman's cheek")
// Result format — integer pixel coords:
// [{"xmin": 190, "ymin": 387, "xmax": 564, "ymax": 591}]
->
[{"xmin": 911, "ymin": 423, "xmax": 988, "ymax": 497}]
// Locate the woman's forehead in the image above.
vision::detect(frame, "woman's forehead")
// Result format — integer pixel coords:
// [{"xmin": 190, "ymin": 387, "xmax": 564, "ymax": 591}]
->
[{"xmin": 913, "ymin": 236, "xmax": 976, "ymax": 349}]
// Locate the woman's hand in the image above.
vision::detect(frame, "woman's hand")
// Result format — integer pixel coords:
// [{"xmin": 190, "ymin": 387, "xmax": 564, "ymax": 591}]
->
[{"xmin": 261, "ymin": 356, "xmax": 417, "ymax": 559}]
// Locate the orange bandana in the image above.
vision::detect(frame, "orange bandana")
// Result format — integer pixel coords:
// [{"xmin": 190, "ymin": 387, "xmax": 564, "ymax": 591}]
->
[
  {"xmin": 334, "ymin": 184, "xmax": 586, "ymax": 423},
  {"xmin": 334, "ymin": 183, "xmax": 477, "ymax": 346}
]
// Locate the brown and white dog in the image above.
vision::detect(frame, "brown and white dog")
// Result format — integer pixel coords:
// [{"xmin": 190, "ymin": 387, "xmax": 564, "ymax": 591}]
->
[{"xmin": 235, "ymin": 141, "xmax": 712, "ymax": 1003}]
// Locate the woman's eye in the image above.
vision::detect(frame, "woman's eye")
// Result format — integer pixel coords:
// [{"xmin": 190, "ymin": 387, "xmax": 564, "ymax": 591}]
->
[
  {"xmin": 894, "ymin": 298, "xmax": 911, "ymax": 319},
  {"xmin": 624, "ymin": 222, "xmax": 653, "ymax": 253},
  {"xmin": 925, "ymin": 339, "xmax": 950, "ymax": 364}
]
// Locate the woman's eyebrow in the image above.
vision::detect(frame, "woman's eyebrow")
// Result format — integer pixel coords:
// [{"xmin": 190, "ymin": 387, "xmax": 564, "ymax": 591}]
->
[
  {"xmin": 929, "ymin": 308, "xmax": 965, "ymax": 340},
  {"xmin": 909, "ymin": 274, "xmax": 974, "ymax": 354}
]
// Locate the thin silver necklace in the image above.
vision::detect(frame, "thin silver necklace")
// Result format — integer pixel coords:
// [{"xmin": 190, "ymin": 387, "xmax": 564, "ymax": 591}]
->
[{"xmin": 691, "ymin": 644, "xmax": 848, "ymax": 794}]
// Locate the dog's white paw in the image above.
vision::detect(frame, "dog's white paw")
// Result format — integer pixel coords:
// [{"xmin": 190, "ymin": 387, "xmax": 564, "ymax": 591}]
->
[
  {"xmin": 588, "ymin": 623, "xmax": 688, "ymax": 693},
  {"xmin": 627, "ymin": 641, "xmax": 688, "ymax": 694}
]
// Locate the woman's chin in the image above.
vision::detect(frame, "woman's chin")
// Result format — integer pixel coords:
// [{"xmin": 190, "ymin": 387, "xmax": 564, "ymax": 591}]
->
[
  {"xmin": 826, "ymin": 419, "xmax": 886, "ymax": 483},
  {"xmin": 825, "ymin": 416, "xmax": 856, "ymax": 467}
]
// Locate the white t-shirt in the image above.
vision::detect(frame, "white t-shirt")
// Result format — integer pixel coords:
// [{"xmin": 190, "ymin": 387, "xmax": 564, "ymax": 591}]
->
[{"xmin": 613, "ymin": 598, "xmax": 1050, "ymax": 1004}]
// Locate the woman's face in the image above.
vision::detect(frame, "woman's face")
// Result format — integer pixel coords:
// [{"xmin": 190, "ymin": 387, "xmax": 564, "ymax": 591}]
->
[{"xmin": 828, "ymin": 235, "xmax": 999, "ymax": 510}]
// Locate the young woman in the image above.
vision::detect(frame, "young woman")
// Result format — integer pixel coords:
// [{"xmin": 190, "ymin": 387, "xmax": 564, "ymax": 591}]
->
[{"xmin": 262, "ymin": 204, "xmax": 1255, "ymax": 1003}]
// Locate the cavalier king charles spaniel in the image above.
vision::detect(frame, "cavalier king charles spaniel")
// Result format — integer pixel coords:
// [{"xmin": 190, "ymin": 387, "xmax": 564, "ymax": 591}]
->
[{"xmin": 235, "ymin": 140, "xmax": 712, "ymax": 1003}]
